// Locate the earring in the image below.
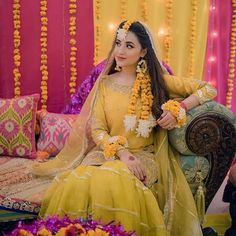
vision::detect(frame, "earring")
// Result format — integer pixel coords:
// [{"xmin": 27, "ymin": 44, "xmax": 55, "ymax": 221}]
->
[
  {"xmin": 115, "ymin": 65, "xmax": 122, "ymax": 72},
  {"xmin": 136, "ymin": 58, "xmax": 147, "ymax": 74}
]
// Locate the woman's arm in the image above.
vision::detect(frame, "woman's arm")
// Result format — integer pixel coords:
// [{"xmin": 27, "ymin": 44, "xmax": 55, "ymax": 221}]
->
[{"xmin": 157, "ymin": 75, "xmax": 217, "ymax": 130}]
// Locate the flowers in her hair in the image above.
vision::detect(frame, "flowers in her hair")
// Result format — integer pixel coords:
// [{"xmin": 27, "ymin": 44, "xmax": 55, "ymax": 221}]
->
[
  {"xmin": 116, "ymin": 19, "xmax": 136, "ymax": 40},
  {"xmin": 161, "ymin": 100, "xmax": 187, "ymax": 128}
]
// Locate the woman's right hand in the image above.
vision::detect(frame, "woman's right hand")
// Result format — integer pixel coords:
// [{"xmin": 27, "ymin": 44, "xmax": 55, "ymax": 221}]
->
[{"xmin": 117, "ymin": 149, "xmax": 146, "ymax": 182}]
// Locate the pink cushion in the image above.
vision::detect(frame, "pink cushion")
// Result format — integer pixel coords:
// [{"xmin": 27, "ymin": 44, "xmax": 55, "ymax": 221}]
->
[
  {"xmin": 0, "ymin": 94, "xmax": 39, "ymax": 158},
  {"xmin": 37, "ymin": 111, "xmax": 78, "ymax": 156}
]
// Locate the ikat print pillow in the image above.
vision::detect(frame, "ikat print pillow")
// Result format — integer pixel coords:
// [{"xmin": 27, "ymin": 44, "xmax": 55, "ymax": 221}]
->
[
  {"xmin": 0, "ymin": 94, "xmax": 39, "ymax": 158},
  {"xmin": 36, "ymin": 111, "xmax": 78, "ymax": 157}
]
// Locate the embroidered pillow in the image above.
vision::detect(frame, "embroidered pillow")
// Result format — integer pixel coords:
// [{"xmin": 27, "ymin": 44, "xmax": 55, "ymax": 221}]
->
[
  {"xmin": 37, "ymin": 111, "xmax": 78, "ymax": 156},
  {"xmin": 0, "ymin": 94, "xmax": 39, "ymax": 158}
]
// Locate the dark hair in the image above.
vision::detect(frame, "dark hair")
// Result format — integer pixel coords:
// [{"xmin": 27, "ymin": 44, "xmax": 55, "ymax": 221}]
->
[{"xmin": 107, "ymin": 21, "xmax": 169, "ymax": 120}]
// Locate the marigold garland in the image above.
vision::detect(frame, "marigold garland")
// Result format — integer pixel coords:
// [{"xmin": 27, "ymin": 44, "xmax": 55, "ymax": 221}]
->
[
  {"xmin": 226, "ymin": 0, "xmax": 236, "ymax": 109},
  {"xmin": 120, "ymin": 0, "xmax": 127, "ymax": 20},
  {"xmin": 164, "ymin": 0, "xmax": 173, "ymax": 66},
  {"xmin": 141, "ymin": 0, "xmax": 148, "ymax": 23},
  {"xmin": 13, "ymin": 0, "xmax": 21, "ymax": 97},
  {"xmin": 40, "ymin": 0, "xmax": 49, "ymax": 110},
  {"xmin": 161, "ymin": 100, "xmax": 187, "ymax": 128},
  {"xmin": 68, "ymin": 0, "xmax": 78, "ymax": 96},
  {"xmin": 188, "ymin": 0, "xmax": 197, "ymax": 77},
  {"xmin": 94, "ymin": 0, "xmax": 101, "ymax": 65}
]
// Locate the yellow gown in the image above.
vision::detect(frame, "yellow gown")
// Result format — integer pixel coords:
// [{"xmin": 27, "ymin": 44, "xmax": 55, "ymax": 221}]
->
[{"xmin": 38, "ymin": 74, "xmax": 217, "ymax": 236}]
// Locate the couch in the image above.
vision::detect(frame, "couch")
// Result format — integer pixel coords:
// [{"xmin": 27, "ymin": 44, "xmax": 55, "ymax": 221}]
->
[{"xmin": 0, "ymin": 100, "xmax": 235, "ymax": 233}]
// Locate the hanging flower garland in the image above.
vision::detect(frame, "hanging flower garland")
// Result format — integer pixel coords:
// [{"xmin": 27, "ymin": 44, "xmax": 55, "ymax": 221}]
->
[
  {"xmin": 94, "ymin": 0, "xmax": 101, "ymax": 65},
  {"xmin": 69, "ymin": 0, "xmax": 78, "ymax": 96},
  {"xmin": 188, "ymin": 0, "xmax": 197, "ymax": 78},
  {"xmin": 120, "ymin": 0, "xmax": 127, "ymax": 21},
  {"xmin": 164, "ymin": 0, "xmax": 173, "ymax": 66},
  {"xmin": 226, "ymin": 0, "xmax": 236, "ymax": 109},
  {"xmin": 141, "ymin": 0, "xmax": 148, "ymax": 23},
  {"xmin": 13, "ymin": 0, "xmax": 21, "ymax": 97},
  {"xmin": 40, "ymin": 0, "xmax": 49, "ymax": 110}
]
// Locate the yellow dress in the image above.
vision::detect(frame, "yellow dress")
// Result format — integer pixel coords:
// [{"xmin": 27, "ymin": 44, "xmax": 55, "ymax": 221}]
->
[{"xmin": 38, "ymin": 75, "xmax": 217, "ymax": 236}]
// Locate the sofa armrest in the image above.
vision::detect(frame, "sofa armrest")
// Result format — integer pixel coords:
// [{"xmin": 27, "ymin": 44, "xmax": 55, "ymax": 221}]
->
[{"xmin": 169, "ymin": 101, "xmax": 236, "ymax": 209}]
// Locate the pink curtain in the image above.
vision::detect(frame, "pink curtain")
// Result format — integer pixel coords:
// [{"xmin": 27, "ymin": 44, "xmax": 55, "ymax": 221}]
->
[
  {"xmin": 204, "ymin": 0, "xmax": 236, "ymax": 113},
  {"xmin": 0, "ymin": 0, "xmax": 94, "ymax": 113}
]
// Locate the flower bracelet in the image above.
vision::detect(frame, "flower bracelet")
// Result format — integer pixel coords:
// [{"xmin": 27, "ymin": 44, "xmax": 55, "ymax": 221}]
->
[
  {"xmin": 161, "ymin": 100, "xmax": 187, "ymax": 128},
  {"xmin": 103, "ymin": 136, "xmax": 128, "ymax": 160}
]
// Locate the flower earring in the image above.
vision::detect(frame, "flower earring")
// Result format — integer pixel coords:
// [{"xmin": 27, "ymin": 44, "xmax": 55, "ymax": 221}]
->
[
  {"xmin": 136, "ymin": 58, "xmax": 147, "ymax": 74},
  {"xmin": 115, "ymin": 64, "xmax": 122, "ymax": 72}
]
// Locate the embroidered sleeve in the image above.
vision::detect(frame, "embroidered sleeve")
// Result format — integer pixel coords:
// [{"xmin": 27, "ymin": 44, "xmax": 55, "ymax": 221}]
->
[
  {"xmin": 164, "ymin": 75, "xmax": 217, "ymax": 104},
  {"xmin": 91, "ymin": 81, "xmax": 111, "ymax": 149}
]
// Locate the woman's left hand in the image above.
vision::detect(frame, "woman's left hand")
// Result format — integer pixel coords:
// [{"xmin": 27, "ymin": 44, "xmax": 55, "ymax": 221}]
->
[{"xmin": 156, "ymin": 110, "xmax": 177, "ymax": 130}]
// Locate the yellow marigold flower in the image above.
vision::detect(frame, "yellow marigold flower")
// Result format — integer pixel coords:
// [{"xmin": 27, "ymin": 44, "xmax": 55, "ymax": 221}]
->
[
  {"xmin": 14, "ymin": 61, "xmax": 20, "ymax": 67},
  {"xmin": 70, "ymin": 88, "xmax": 76, "ymax": 94},
  {"xmin": 55, "ymin": 227, "xmax": 67, "ymax": 236},
  {"xmin": 75, "ymin": 223, "xmax": 86, "ymax": 233},
  {"xmin": 18, "ymin": 229, "xmax": 33, "ymax": 236},
  {"xmin": 70, "ymin": 39, "xmax": 76, "ymax": 45},
  {"xmin": 69, "ymin": 9, "xmax": 76, "ymax": 14},
  {"xmin": 36, "ymin": 228, "xmax": 52, "ymax": 236}
]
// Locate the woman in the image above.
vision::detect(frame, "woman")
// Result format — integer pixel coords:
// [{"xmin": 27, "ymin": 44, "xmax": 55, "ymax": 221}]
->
[{"xmin": 32, "ymin": 20, "xmax": 217, "ymax": 236}]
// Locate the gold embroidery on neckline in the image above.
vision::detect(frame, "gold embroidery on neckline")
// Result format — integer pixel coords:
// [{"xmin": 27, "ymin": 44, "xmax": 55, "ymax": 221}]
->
[{"xmin": 105, "ymin": 79, "xmax": 133, "ymax": 94}]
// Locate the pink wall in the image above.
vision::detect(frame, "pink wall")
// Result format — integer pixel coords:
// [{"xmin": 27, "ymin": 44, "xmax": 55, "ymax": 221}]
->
[{"xmin": 0, "ymin": 0, "xmax": 94, "ymax": 113}]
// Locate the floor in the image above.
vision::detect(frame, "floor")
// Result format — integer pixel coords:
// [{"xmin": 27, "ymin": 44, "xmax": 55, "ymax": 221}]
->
[{"xmin": 204, "ymin": 176, "xmax": 231, "ymax": 236}]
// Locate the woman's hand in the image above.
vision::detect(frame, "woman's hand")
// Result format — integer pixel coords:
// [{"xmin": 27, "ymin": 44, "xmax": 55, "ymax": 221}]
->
[
  {"xmin": 156, "ymin": 110, "xmax": 177, "ymax": 130},
  {"xmin": 117, "ymin": 149, "xmax": 146, "ymax": 182}
]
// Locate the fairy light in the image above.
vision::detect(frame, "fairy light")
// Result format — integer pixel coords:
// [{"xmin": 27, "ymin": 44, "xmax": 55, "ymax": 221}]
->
[{"xmin": 205, "ymin": 0, "xmax": 217, "ymax": 90}]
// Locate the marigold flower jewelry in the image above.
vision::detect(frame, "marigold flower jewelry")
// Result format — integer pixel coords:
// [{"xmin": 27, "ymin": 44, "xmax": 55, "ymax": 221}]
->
[
  {"xmin": 124, "ymin": 58, "xmax": 156, "ymax": 138},
  {"xmin": 103, "ymin": 136, "xmax": 128, "ymax": 159},
  {"xmin": 161, "ymin": 100, "xmax": 187, "ymax": 128},
  {"xmin": 116, "ymin": 19, "xmax": 136, "ymax": 41}
]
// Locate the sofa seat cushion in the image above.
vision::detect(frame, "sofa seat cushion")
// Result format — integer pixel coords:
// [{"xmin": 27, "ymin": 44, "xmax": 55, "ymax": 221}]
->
[{"xmin": 0, "ymin": 157, "xmax": 51, "ymax": 215}]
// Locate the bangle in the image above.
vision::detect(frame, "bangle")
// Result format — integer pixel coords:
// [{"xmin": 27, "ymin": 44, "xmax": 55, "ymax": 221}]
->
[
  {"xmin": 180, "ymin": 101, "xmax": 188, "ymax": 112},
  {"xmin": 161, "ymin": 100, "xmax": 187, "ymax": 128},
  {"xmin": 104, "ymin": 136, "xmax": 128, "ymax": 160}
]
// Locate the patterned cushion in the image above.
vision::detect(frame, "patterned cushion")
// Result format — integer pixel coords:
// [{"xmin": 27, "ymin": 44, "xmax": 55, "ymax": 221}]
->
[
  {"xmin": 36, "ymin": 111, "xmax": 78, "ymax": 156},
  {"xmin": 0, "ymin": 94, "xmax": 39, "ymax": 158}
]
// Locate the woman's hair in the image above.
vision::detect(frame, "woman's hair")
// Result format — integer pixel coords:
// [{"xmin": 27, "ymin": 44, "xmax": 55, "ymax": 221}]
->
[{"xmin": 107, "ymin": 21, "xmax": 169, "ymax": 120}]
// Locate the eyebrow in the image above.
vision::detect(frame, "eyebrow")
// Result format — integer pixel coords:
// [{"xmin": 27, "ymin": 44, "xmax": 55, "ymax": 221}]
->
[{"xmin": 116, "ymin": 39, "xmax": 135, "ymax": 45}]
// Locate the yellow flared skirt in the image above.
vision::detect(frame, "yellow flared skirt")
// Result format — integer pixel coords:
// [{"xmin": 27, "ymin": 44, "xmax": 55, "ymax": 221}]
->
[{"xmin": 40, "ymin": 161, "xmax": 167, "ymax": 236}]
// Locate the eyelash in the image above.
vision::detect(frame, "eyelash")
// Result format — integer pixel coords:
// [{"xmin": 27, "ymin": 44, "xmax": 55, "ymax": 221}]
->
[{"xmin": 115, "ymin": 41, "xmax": 134, "ymax": 49}]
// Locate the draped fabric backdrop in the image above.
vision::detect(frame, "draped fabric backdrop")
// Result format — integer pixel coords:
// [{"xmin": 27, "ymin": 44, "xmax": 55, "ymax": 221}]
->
[
  {"xmin": 93, "ymin": 0, "xmax": 209, "ymax": 81},
  {"xmin": 0, "ymin": 0, "xmax": 235, "ymax": 113},
  {"xmin": 0, "ymin": 0, "xmax": 94, "ymax": 112}
]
